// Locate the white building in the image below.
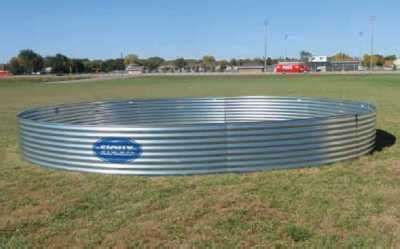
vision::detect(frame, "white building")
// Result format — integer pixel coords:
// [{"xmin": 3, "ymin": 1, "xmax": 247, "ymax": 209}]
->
[
  {"xmin": 310, "ymin": 56, "xmax": 328, "ymax": 63},
  {"xmin": 237, "ymin": 63, "xmax": 264, "ymax": 74},
  {"xmin": 309, "ymin": 56, "xmax": 329, "ymax": 72},
  {"xmin": 45, "ymin": 67, "xmax": 52, "ymax": 74},
  {"xmin": 394, "ymin": 59, "xmax": 400, "ymax": 70},
  {"xmin": 126, "ymin": 64, "xmax": 144, "ymax": 74}
]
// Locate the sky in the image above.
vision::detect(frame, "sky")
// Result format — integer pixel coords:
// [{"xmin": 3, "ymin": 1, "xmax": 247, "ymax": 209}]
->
[{"xmin": 0, "ymin": 0, "xmax": 399, "ymax": 63}]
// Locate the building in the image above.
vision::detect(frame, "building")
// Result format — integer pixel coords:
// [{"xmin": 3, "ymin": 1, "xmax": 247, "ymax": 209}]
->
[
  {"xmin": 309, "ymin": 56, "xmax": 329, "ymax": 72},
  {"xmin": 126, "ymin": 64, "xmax": 144, "ymax": 74},
  {"xmin": 330, "ymin": 60, "xmax": 360, "ymax": 71},
  {"xmin": 44, "ymin": 67, "xmax": 52, "ymax": 74},
  {"xmin": 311, "ymin": 56, "xmax": 328, "ymax": 62},
  {"xmin": 394, "ymin": 59, "xmax": 400, "ymax": 70},
  {"xmin": 224, "ymin": 65, "xmax": 239, "ymax": 72},
  {"xmin": 237, "ymin": 63, "xmax": 264, "ymax": 74},
  {"xmin": 307, "ymin": 56, "xmax": 361, "ymax": 72}
]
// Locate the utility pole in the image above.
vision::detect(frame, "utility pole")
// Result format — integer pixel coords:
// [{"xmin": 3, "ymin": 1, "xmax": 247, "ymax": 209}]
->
[
  {"xmin": 369, "ymin": 16, "xmax": 376, "ymax": 71},
  {"xmin": 264, "ymin": 19, "xmax": 269, "ymax": 73}
]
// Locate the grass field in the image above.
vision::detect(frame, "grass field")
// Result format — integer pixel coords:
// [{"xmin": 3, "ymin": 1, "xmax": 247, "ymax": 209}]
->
[
  {"xmin": 1, "ymin": 74, "xmax": 399, "ymax": 248},
  {"xmin": 1, "ymin": 75, "xmax": 92, "ymax": 84}
]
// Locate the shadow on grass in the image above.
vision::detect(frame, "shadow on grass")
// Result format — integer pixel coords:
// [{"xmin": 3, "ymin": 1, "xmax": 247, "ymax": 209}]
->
[{"xmin": 374, "ymin": 129, "xmax": 396, "ymax": 152}]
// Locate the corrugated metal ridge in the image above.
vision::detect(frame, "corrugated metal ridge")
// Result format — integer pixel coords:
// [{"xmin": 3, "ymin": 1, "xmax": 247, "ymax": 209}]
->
[{"xmin": 18, "ymin": 96, "xmax": 376, "ymax": 175}]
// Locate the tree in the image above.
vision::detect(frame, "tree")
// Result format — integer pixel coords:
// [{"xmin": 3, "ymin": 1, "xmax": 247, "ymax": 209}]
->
[
  {"xmin": 329, "ymin": 53, "xmax": 352, "ymax": 62},
  {"xmin": 230, "ymin": 59, "xmax": 238, "ymax": 66},
  {"xmin": 82, "ymin": 59, "xmax": 93, "ymax": 73},
  {"xmin": 124, "ymin": 54, "xmax": 139, "ymax": 65},
  {"xmin": 300, "ymin": 51, "xmax": 312, "ymax": 62},
  {"xmin": 90, "ymin": 60, "xmax": 105, "ymax": 73},
  {"xmin": 384, "ymin": 55, "xmax": 397, "ymax": 62},
  {"xmin": 202, "ymin": 55, "xmax": 216, "ymax": 72},
  {"xmin": 218, "ymin": 60, "xmax": 228, "ymax": 72},
  {"xmin": 103, "ymin": 59, "xmax": 116, "ymax": 72},
  {"xmin": 383, "ymin": 55, "xmax": 397, "ymax": 69},
  {"xmin": 17, "ymin": 49, "xmax": 44, "ymax": 73},
  {"xmin": 71, "ymin": 59, "xmax": 86, "ymax": 73},
  {"xmin": 114, "ymin": 59, "xmax": 126, "ymax": 71},
  {"xmin": 253, "ymin": 58, "xmax": 264, "ymax": 65},
  {"xmin": 144, "ymin": 57, "xmax": 165, "ymax": 72},
  {"xmin": 100, "ymin": 58, "xmax": 125, "ymax": 72},
  {"xmin": 238, "ymin": 58, "xmax": 252, "ymax": 66},
  {"xmin": 45, "ymin": 54, "xmax": 71, "ymax": 74},
  {"xmin": 8, "ymin": 57, "xmax": 24, "ymax": 75},
  {"xmin": 362, "ymin": 54, "xmax": 385, "ymax": 67},
  {"xmin": 173, "ymin": 58, "xmax": 187, "ymax": 71}
]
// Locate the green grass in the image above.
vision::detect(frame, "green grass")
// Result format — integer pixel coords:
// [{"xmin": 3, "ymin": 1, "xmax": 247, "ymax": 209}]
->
[
  {"xmin": 0, "ymin": 74, "xmax": 400, "ymax": 248},
  {"xmin": 0, "ymin": 75, "xmax": 92, "ymax": 84}
]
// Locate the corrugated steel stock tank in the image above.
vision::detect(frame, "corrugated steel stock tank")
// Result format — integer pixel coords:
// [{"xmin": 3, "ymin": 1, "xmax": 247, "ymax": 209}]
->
[{"xmin": 18, "ymin": 96, "xmax": 376, "ymax": 176}]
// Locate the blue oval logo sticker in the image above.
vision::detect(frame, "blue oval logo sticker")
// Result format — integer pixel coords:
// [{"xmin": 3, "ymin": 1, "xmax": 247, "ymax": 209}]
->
[{"xmin": 93, "ymin": 137, "xmax": 142, "ymax": 163}]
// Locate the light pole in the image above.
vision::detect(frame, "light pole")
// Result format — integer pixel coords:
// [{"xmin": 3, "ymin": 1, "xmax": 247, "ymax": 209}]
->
[
  {"xmin": 358, "ymin": 32, "xmax": 364, "ymax": 67},
  {"xmin": 264, "ymin": 19, "xmax": 269, "ymax": 73},
  {"xmin": 284, "ymin": 34, "xmax": 289, "ymax": 60},
  {"xmin": 369, "ymin": 16, "xmax": 376, "ymax": 71}
]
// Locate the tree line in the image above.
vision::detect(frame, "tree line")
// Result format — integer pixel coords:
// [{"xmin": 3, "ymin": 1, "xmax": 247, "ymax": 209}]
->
[
  {"xmin": 5, "ymin": 50, "xmax": 126, "ymax": 75},
  {"xmin": 327, "ymin": 52, "xmax": 396, "ymax": 67},
  {"xmin": 4, "ymin": 49, "xmax": 280, "ymax": 75}
]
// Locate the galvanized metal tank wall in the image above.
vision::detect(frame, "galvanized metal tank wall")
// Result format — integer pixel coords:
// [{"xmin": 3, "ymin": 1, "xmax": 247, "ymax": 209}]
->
[{"xmin": 18, "ymin": 97, "xmax": 376, "ymax": 175}]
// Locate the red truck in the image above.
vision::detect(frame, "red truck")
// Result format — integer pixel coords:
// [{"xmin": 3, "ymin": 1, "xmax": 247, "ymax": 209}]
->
[
  {"xmin": 0, "ymin": 70, "xmax": 10, "ymax": 77},
  {"xmin": 274, "ymin": 62, "xmax": 310, "ymax": 73}
]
